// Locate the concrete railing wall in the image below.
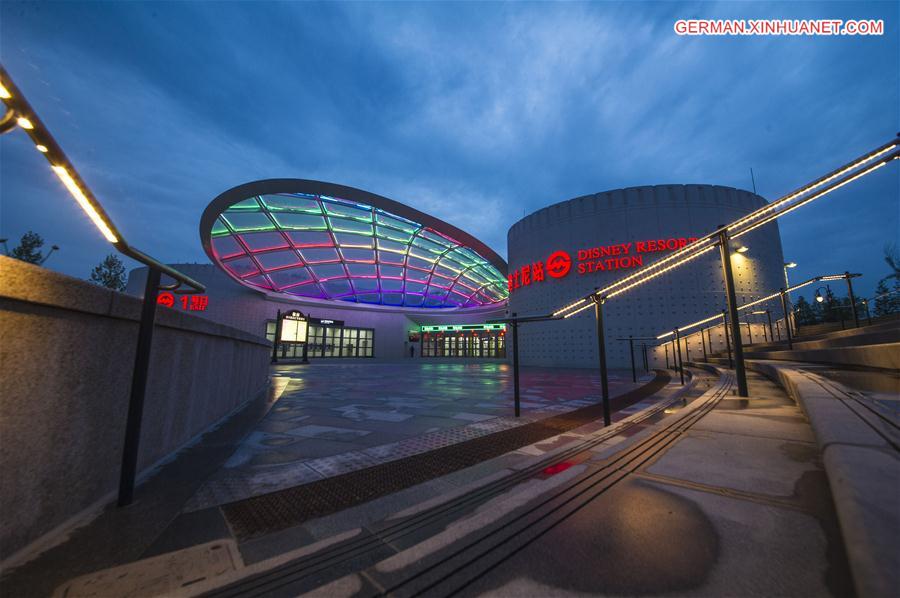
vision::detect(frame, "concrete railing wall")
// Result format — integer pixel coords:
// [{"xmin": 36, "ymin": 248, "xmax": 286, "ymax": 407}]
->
[{"xmin": 0, "ymin": 257, "xmax": 271, "ymax": 563}]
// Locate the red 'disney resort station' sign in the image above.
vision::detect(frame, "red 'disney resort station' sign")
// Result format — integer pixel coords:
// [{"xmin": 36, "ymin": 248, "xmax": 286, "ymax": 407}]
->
[{"xmin": 509, "ymin": 237, "xmax": 698, "ymax": 292}]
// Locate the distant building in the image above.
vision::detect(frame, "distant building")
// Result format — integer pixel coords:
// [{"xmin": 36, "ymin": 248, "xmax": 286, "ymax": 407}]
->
[
  {"xmin": 128, "ymin": 182, "xmax": 786, "ymax": 367},
  {"xmin": 128, "ymin": 179, "xmax": 509, "ymax": 360},
  {"xmin": 506, "ymin": 185, "xmax": 785, "ymax": 367}
]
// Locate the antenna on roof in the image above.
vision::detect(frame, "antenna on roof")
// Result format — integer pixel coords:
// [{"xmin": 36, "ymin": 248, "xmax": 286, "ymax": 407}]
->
[{"xmin": 749, "ymin": 167, "xmax": 758, "ymax": 194}]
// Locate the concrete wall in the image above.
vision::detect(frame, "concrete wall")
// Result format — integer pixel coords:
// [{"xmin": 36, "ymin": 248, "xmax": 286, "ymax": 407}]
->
[
  {"xmin": 507, "ymin": 185, "xmax": 786, "ymax": 368},
  {"xmin": 0, "ymin": 257, "xmax": 270, "ymax": 562},
  {"xmin": 126, "ymin": 264, "xmax": 506, "ymax": 360}
]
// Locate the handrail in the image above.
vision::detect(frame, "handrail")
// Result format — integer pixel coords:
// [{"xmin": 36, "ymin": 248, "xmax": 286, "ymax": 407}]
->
[{"xmin": 0, "ymin": 64, "xmax": 204, "ymax": 293}]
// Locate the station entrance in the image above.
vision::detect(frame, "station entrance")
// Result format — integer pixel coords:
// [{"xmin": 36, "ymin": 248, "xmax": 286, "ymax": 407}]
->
[{"xmin": 420, "ymin": 323, "xmax": 507, "ymax": 358}]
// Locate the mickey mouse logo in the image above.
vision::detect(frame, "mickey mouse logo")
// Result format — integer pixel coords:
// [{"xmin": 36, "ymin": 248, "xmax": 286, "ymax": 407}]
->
[
  {"xmin": 546, "ymin": 250, "xmax": 572, "ymax": 278},
  {"xmin": 157, "ymin": 292, "xmax": 175, "ymax": 308}
]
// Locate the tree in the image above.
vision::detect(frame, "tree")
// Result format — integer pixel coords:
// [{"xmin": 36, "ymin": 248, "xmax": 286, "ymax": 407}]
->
[
  {"xmin": 882, "ymin": 243, "xmax": 900, "ymax": 283},
  {"xmin": 89, "ymin": 254, "xmax": 127, "ymax": 291},
  {"xmin": 873, "ymin": 280, "xmax": 900, "ymax": 317},
  {"xmin": 794, "ymin": 295, "xmax": 818, "ymax": 325},
  {"xmin": 820, "ymin": 286, "xmax": 841, "ymax": 323},
  {"xmin": 9, "ymin": 231, "xmax": 44, "ymax": 264}
]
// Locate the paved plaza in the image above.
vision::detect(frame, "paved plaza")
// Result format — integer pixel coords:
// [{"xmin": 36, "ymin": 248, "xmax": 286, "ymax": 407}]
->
[{"xmin": 185, "ymin": 362, "xmax": 649, "ymax": 510}]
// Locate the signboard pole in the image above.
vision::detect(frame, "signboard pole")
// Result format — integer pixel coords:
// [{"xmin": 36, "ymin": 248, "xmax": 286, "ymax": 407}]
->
[
  {"xmin": 718, "ymin": 230, "xmax": 749, "ymax": 397},
  {"xmin": 844, "ymin": 272, "xmax": 860, "ymax": 328},
  {"xmin": 593, "ymin": 297, "xmax": 611, "ymax": 426},
  {"xmin": 674, "ymin": 328, "xmax": 684, "ymax": 385},
  {"xmin": 271, "ymin": 309, "xmax": 281, "ymax": 364},
  {"xmin": 118, "ymin": 267, "xmax": 161, "ymax": 507},
  {"xmin": 628, "ymin": 335, "xmax": 636, "ymax": 383},
  {"xmin": 779, "ymin": 290, "xmax": 794, "ymax": 350},
  {"xmin": 722, "ymin": 310, "xmax": 733, "ymax": 368},
  {"xmin": 511, "ymin": 313, "xmax": 520, "ymax": 417}
]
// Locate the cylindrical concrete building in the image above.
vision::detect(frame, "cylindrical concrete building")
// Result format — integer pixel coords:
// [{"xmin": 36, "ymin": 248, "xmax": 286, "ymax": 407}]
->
[{"xmin": 507, "ymin": 185, "xmax": 786, "ymax": 368}]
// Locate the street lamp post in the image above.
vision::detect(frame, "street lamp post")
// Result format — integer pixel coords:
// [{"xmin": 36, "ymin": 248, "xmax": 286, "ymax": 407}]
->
[
  {"xmin": 784, "ymin": 262, "xmax": 797, "ymax": 333},
  {"xmin": 674, "ymin": 328, "xmax": 684, "ymax": 386},
  {"xmin": 861, "ymin": 299, "xmax": 872, "ymax": 326},
  {"xmin": 780, "ymin": 290, "xmax": 794, "ymax": 350},
  {"xmin": 844, "ymin": 271, "xmax": 860, "ymax": 329}
]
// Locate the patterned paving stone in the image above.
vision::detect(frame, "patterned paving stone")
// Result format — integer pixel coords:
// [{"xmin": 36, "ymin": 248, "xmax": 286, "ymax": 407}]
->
[{"xmin": 183, "ymin": 363, "xmax": 650, "ymax": 511}]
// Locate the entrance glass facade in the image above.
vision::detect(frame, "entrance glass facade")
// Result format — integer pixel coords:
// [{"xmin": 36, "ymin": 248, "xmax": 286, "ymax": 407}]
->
[
  {"xmin": 420, "ymin": 324, "xmax": 506, "ymax": 358},
  {"xmin": 266, "ymin": 321, "xmax": 374, "ymax": 358}
]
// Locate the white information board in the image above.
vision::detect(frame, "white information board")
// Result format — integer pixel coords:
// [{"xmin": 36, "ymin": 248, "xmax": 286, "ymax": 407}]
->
[{"xmin": 280, "ymin": 312, "xmax": 308, "ymax": 343}]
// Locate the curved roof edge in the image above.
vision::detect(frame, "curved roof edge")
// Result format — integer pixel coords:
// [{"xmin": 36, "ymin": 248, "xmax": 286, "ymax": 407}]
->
[
  {"xmin": 510, "ymin": 184, "xmax": 767, "ymax": 233},
  {"xmin": 200, "ymin": 178, "xmax": 507, "ymax": 276}
]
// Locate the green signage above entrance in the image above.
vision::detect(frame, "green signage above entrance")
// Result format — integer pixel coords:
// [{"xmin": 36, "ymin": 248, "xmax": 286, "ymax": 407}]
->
[{"xmin": 420, "ymin": 323, "xmax": 506, "ymax": 332}]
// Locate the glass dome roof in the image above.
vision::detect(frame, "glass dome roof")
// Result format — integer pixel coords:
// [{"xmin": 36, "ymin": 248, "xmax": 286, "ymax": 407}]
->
[{"xmin": 201, "ymin": 183, "xmax": 508, "ymax": 309}]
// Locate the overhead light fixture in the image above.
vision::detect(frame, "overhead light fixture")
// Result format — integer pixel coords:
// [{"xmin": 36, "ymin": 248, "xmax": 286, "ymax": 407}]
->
[
  {"xmin": 0, "ymin": 83, "xmax": 10, "ymax": 99},
  {"xmin": 51, "ymin": 165, "xmax": 119, "ymax": 243},
  {"xmin": 736, "ymin": 246, "xmax": 749, "ymax": 254},
  {"xmin": 785, "ymin": 262, "xmax": 797, "ymax": 268},
  {"xmin": 16, "ymin": 116, "xmax": 33, "ymax": 129},
  {"xmin": 815, "ymin": 291, "xmax": 824, "ymax": 303},
  {"xmin": 35, "ymin": 144, "xmax": 48, "ymax": 153}
]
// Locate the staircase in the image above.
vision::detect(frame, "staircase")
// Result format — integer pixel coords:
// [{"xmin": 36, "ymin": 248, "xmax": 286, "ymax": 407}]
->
[{"xmin": 703, "ymin": 319, "xmax": 900, "ymax": 371}]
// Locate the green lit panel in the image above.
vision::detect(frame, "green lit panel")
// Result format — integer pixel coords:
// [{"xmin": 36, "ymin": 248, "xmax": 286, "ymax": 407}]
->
[
  {"xmin": 420, "ymin": 323, "xmax": 507, "ymax": 332},
  {"xmin": 208, "ymin": 191, "xmax": 508, "ymax": 307}
]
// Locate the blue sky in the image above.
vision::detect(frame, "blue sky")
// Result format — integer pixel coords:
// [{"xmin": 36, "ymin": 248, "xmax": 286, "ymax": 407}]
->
[{"xmin": 1, "ymin": 1, "xmax": 897, "ymax": 297}]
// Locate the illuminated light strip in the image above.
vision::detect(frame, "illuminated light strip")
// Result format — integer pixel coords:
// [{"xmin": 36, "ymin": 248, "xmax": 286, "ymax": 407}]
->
[
  {"xmin": 657, "ymin": 312, "xmax": 723, "ymax": 339},
  {"xmin": 0, "ymin": 82, "xmax": 10, "ymax": 99},
  {"xmin": 553, "ymin": 138, "xmax": 898, "ymax": 317},
  {"xmin": 606, "ymin": 246, "xmax": 717, "ymax": 299},
  {"xmin": 51, "ymin": 166, "xmax": 118, "ymax": 243},
  {"xmin": 732, "ymin": 159, "xmax": 892, "ymax": 240},
  {"xmin": 562, "ymin": 301, "xmax": 595, "ymax": 319},
  {"xmin": 655, "ymin": 275, "xmax": 838, "ymax": 339},
  {"xmin": 555, "ymin": 238, "xmax": 718, "ymax": 316},
  {"xmin": 590, "ymin": 237, "xmax": 716, "ymax": 304},
  {"xmin": 553, "ymin": 297, "xmax": 588, "ymax": 317},
  {"xmin": 554, "ymin": 235, "xmax": 718, "ymax": 316},
  {"xmin": 727, "ymin": 140, "xmax": 899, "ymax": 233}
]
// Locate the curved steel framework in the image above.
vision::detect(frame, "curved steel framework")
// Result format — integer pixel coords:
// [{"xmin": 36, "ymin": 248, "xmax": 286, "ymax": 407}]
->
[{"xmin": 201, "ymin": 180, "xmax": 508, "ymax": 308}]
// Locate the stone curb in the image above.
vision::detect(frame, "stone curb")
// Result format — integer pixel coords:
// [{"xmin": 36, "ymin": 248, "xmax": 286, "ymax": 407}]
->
[{"xmin": 745, "ymin": 360, "xmax": 900, "ymax": 598}]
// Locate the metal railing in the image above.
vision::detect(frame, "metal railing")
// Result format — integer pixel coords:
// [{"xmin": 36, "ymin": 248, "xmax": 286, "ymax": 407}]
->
[{"xmin": 1, "ymin": 65, "xmax": 205, "ymax": 506}]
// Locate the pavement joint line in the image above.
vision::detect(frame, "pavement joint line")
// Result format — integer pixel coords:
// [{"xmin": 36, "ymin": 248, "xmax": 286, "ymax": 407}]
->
[
  {"xmin": 375, "ymin": 370, "xmax": 735, "ymax": 598},
  {"xmin": 687, "ymin": 428, "xmax": 818, "ymax": 444},
  {"xmin": 197, "ymin": 375, "xmax": 696, "ymax": 597},
  {"xmin": 801, "ymin": 371, "xmax": 900, "ymax": 451},
  {"xmin": 631, "ymin": 472, "xmax": 814, "ymax": 514},
  {"xmin": 218, "ymin": 372, "xmax": 676, "ymax": 541}
]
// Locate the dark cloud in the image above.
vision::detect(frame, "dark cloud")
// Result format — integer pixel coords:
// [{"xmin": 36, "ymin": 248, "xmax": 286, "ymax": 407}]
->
[{"xmin": 1, "ymin": 1, "xmax": 897, "ymax": 296}]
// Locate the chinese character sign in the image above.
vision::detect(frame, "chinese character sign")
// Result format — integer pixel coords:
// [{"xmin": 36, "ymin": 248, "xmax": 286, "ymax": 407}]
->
[
  {"xmin": 509, "ymin": 236, "xmax": 698, "ymax": 293},
  {"xmin": 156, "ymin": 293, "xmax": 210, "ymax": 311}
]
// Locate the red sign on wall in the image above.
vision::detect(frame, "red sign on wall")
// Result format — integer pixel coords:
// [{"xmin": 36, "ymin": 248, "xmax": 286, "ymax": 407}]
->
[
  {"xmin": 509, "ymin": 237, "xmax": 698, "ymax": 292},
  {"xmin": 157, "ymin": 292, "xmax": 209, "ymax": 311}
]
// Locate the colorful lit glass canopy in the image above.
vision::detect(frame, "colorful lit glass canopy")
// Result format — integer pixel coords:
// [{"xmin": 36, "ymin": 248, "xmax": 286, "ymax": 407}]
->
[{"xmin": 200, "ymin": 180, "xmax": 509, "ymax": 308}]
